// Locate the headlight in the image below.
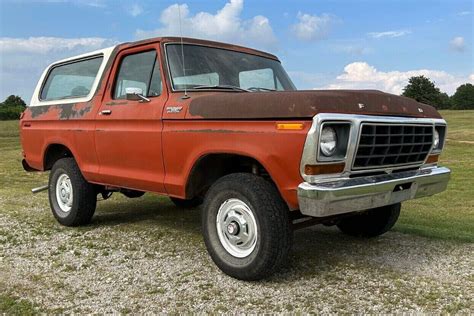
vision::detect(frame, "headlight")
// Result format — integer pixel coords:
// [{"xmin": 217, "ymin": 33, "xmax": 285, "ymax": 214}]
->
[
  {"xmin": 320, "ymin": 126, "xmax": 338, "ymax": 156},
  {"xmin": 432, "ymin": 125, "xmax": 446, "ymax": 152},
  {"xmin": 433, "ymin": 129, "xmax": 440, "ymax": 149}
]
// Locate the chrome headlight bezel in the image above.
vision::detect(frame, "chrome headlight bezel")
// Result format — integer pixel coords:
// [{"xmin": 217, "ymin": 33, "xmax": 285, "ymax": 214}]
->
[
  {"xmin": 431, "ymin": 124, "xmax": 446, "ymax": 153},
  {"xmin": 317, "ymin": 122, "xmax": 351, "ymax": 162}
]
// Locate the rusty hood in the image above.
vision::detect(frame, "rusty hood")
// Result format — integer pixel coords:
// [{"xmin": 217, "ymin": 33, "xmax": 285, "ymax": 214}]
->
[{"xmin": 186, "ymin": 90, "xmax": 441, "ymax": 119}]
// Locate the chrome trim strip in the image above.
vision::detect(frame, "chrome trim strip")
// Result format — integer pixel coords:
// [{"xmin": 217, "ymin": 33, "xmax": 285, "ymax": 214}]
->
[
  {"xmin": 297, "ymin": 166, "xmax": 450, "ymax": 217},
  {"xmin": 300, "ymin": 113, "xmax": 447, "ymax": 184}
]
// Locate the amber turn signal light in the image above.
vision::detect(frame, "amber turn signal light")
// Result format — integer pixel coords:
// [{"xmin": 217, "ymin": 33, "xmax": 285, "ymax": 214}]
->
[
  {"xmin": 304, "ymin": 163, "xmax": 345, "ymax": 175},
  {"xmin": 425, "ymin": 154, "xmax": 439, "ymax": 164},
  {"xmin": 276, "ymin": 123, "xmax": 304, "ymax": 130}
]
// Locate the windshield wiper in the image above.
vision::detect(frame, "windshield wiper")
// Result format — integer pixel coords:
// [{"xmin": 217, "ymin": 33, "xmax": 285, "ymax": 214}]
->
[
  {"xmin": 193, "ymin": 85, "xmax": 250, "ymax": 92},
  {"xmin": 247, "ymin": 87, "xmax": 276, "ymax": 92}
]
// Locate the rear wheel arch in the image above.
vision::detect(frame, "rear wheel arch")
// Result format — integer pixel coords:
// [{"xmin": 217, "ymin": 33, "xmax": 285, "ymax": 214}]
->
[
  {"xmin": 184, "ymin": 153, "xmax": 277, "ymax": 200},
  {"xmin": 43, "ymin": 143, "xmax": 75, "ymax": 171}
]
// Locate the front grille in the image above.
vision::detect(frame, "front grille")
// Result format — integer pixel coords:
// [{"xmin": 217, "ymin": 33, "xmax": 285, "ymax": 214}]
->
[{"xmin": 353, "ymin": 124, "xmax": 433, "ymax": 169}]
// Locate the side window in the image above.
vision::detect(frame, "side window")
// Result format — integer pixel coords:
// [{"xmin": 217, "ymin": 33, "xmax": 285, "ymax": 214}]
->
[
  {"xmin": 239, "ymin": 68, "xmax": 275, "ymax": 90},
  {"xmin": 40, "ymin": 56, "xmax": 103, "ymax": 101},
  {"xmin": 148, "ymin": 61, "xmax": 162, "ymax": 97},
  {"xmin": 113, "ymin": 50, "xmax": 162, "ymax": 99}
]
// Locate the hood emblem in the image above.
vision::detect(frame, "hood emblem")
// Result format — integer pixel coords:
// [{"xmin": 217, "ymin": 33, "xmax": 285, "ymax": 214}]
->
[
  {"xmin": 418, "ymin": 108, "xmax": 424, "ymax": 113},
  {"xmin": 166, "ymin": 106, "xmax": 183, "ymax": 114},
  {"xmin": 358, "ymin": 103, "xmax": 365, "ymax": 109}
]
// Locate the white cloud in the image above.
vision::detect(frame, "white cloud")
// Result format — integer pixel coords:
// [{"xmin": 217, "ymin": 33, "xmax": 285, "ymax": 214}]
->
[
  {"xmin": 291, "ymin": 12, "xmax": 335, "ymax": 41},
  {"xmin": 457, "ymin": 11, "xmax": 471, "ymax": 16},
  {"xmin": 368, "ymin": 30, "xmax": 411, "ymax": 39},
  {"xmin": 0, "ymin": 37, "xmax": 115, "ymax": 102},
  {"xmin": 470, "ymin": 74, "xmax": 474, "ymax": 81},
  {"xmin": 128, "ymin": 4, "xmax": 143, "ymax": 17},
  {"xmin": 135, "ymin": 0, "xmax": 277, "ymax": 51},
  {"xmin": 0, "ymin": 37, "xmax": 112, "ymax": 54},
  {"xmin": 450, "ymin": 36, "xmax": 466, "ymax": 52},
  {"xmin": 323, "ymin": 62, "xmax": 473, "ymax": 95}
]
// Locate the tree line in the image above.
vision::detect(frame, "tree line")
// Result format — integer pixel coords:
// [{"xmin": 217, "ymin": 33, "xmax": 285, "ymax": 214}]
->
[
  {"xmin": 402, "ymin": 76, "xmax": 474, "ymax": 110},
  {"xmin": 0, "ymin": 76, "xmax": 473, "ymax": 120},
  {"xmin": 0, "ymin": 95, "xmax": 26, "ymax": 120}
]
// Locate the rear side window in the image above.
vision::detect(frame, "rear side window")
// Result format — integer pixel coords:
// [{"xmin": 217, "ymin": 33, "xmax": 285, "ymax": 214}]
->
[
  {"xmin": 40, "ymin": 56, "xmax": 103, "ymax": 101},
  {"xmin": 113, "ymin": 50, "xmax": 162, "ymax": 99}
]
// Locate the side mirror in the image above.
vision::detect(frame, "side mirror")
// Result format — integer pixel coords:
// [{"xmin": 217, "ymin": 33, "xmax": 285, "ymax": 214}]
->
[{"xmin": 125, "ymin": 87, "xmax": 150, "ymax": 102}]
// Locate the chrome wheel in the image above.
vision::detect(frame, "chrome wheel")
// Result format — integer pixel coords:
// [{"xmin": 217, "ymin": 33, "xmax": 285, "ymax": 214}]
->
[
  {"xmin": 55, "ymin": 173, "xmax": 73, "ymax": 213},
  {"xmin": 216, "ymin": 198, "xmax": 258, "ymax": 258}
]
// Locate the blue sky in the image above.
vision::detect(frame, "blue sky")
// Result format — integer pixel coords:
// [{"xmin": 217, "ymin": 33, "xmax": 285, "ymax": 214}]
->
[{"xmin": 0, "ymin": 0, "xmax": 472, "ymax": 103}]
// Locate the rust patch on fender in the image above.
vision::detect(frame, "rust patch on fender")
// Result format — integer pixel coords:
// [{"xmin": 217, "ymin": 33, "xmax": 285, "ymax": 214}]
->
[
  {"xmin": 172, "ymin": 129, "xmax": 257, "ymax": 134},
  {"xmin": 27, "ymin": 102, "xmax": 92, "ymax": 120},
  {"xmin": 29, "ymin": 105, "xmax": 51, "ymax": 118},
  {"xmin": 58, "ymin": 103, "xmax": 92, "ymax": 120}
]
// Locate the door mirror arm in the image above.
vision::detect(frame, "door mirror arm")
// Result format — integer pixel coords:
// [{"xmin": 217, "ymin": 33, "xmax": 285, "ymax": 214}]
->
[{"xmin": 125, "ymin": 87, "xmax": 150, "ymax": 103}]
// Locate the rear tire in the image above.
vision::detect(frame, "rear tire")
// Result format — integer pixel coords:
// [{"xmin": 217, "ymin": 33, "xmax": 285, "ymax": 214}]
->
[
  {"xmin": 48, "ymin": 158, "xmax": 97, "ymax": 226},
  {"xmin": 337, "ymin": 203, "xmax": 401, "ymax": 237},
  {"xmin": 170, "ymin": 196, "xmax": 203, "ymax": 208},
  {"xmin": 202, "ymin": 173, "xmax": 292, "ymax": 280}
]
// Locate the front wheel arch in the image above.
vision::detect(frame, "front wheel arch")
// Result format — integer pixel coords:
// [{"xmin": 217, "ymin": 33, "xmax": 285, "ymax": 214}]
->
[{"xmin": 184, "ymin": 153, "xmax": 276, "ymax": 200}]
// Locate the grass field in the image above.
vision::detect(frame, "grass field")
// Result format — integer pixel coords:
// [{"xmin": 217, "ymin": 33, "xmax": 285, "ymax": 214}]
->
[
  {"xmin": 397, "ymin": 111, "xmax": 474, "ymax": 242},
  {"xmin": 0, "ymin": 111, "xmax": 473, "ymax": 313}
]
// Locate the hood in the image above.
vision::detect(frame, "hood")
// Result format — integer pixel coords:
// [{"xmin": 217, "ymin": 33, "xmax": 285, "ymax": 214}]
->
[{"xmin": 186, "ymin": 90, "xmax": 441, "ymax": 119}]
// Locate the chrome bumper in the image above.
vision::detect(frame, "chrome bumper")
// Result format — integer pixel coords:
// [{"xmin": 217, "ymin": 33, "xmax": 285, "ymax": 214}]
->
[{"xmin": 297, "ymin": 166, "xmax": 450, "ymax": 217}]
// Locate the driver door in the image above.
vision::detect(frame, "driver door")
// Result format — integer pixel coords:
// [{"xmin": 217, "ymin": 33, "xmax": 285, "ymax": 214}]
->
[{"xmin": 94, "ymin": 44, "xmax": 167, "ymax": 193}]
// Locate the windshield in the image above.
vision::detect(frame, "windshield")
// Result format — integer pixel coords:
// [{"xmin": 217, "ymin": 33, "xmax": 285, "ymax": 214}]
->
[{"xmin": 166, "ymin": 44, "xmax": 296, "ymax": 91}]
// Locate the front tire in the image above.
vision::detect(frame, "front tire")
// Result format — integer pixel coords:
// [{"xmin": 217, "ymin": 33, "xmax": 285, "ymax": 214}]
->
[
  {"xmin": 337, "ymin": 203, "xmax": 401, "ymax": 237},
  {"xmin": 48, "ymin": 158, "xmax": 97, "ymax": 226},
  {"xmin": 202, "ymin": 173, "xmax": 292, "ymax": 280}
]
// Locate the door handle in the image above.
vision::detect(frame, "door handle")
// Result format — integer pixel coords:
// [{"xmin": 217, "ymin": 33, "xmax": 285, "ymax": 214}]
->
[{"xmin": 100, "ymin": 110, "xmax": 112, "ymax": 115}]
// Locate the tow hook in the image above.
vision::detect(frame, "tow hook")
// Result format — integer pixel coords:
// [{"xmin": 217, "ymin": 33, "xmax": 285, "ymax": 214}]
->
[{"xmin": 32, "ymin": 185, "xmax": 48, "ymax": 194}]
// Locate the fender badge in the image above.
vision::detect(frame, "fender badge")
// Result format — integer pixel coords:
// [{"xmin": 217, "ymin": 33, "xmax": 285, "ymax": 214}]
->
[
  {"xmin": 358, "ymin": 103, "xmax": 365, "ymax": 109},
  {"xmin": 166, "ymin": 106, "xmax": 183, "ymax": 114},
  {"xmin": 418, "ymin": 108, "xmax": 424, "ymax": 113}
]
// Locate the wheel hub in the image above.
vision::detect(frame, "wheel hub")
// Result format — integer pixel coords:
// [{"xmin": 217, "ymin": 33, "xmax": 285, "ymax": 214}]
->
[
  {"xmin": 226, "ymin": 221, "xmax": 240, "ymax": 235},
  {"xmin": 216, "ymin": 198, "xmax": 258, "ymax": 258},
  {"xmin": 55, "ymin": 173, "xmax": 73, "ymax": 213}
]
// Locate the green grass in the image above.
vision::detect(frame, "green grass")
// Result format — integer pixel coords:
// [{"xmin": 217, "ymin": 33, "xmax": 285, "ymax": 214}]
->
[
  {"xmin": 395, "ymin": 110, "xmax": 474, "ymax": 242},
  {"xmin": 0, "ymin": 294, "xmax": 39, "ymax": 315},
  {"xmin": 0, "ymin": 112, "xmax": 473, "ymax": 244}
]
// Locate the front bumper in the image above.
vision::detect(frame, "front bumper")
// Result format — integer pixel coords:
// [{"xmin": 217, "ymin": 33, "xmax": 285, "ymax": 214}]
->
[{"xmin": 297, "ymin": 166, "xmax": 450, "ymax": 217}]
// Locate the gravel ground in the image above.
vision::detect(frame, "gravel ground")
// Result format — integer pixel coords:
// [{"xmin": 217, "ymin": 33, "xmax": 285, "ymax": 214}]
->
[{"xmin": 1, "ymin": 195, "xmax": 473, "ymax": 313}]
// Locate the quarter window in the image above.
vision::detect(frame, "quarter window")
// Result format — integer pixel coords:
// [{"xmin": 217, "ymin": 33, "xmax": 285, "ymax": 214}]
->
[
  {"xmin": 40, "ymin": 56, "xmax": 103, "ymax": 101},
  {"xmin": 113, "ymin": 50, "xmax": 162, "ymax": 99}
]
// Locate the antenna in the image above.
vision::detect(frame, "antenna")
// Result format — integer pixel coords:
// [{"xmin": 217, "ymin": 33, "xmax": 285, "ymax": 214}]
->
[{"xmin": 178, "ymin": 4, "xmax": 189, "ymax": 99}]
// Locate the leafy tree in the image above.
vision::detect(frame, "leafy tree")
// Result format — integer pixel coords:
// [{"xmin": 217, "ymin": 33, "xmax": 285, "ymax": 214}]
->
[
  {"xmin": 437, "ymin": 92, "xmax": 452, "ymax": 110},
  {"xmin": 402, "ymin": 75, "xmax": 445, "ymax": 108},
  {"xmin": 451, "ymin": 83, "xmax": 474, "ymax": 110},
  {"xmin": 0, "ymin": 95, "xmax": 27, "ymax": 120},
  {"xmin": 2, "ymin": 95, "xmax": 26, "ymax": 108}
]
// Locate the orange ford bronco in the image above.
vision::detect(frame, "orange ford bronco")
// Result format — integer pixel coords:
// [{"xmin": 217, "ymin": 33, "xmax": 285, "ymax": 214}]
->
[{"xmin": 20, "ymin": 37, "xmax": 450, "ymax": 280}]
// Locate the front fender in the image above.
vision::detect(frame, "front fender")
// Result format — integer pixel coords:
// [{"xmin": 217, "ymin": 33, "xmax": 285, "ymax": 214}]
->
[{"xmin": 162, "ymin": 120, "xmax": 311, "ymax": 209}]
